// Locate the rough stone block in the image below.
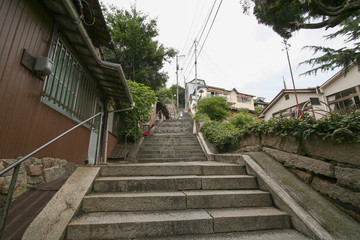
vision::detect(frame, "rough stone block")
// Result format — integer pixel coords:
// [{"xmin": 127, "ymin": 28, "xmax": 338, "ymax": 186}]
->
[
  {"xmin": 263, "ymin": 147, "xmax": 335, "ymax": 178},
  {"xmin": 261, "ymin": 135, "xmax": 299, "ymax": 154},
  {"xmin": 28, "ymin": 164, "xmax": 43, "ymax": 176},
  {"xmin": 311, "ymin": 176, "xmax": 360, "ymax": 209},
  {"xmin": 27, "ymin": 176, "xmax": 45, "ymax": 185},
  {"xmin": 44, "ymin": 166, "xmax": 65, "ymax": 183},
  {"xmin": 303, "ymin": 135, "xmax": 360, "ymax": 166},
  {"xmin": 240, "ymin": 135, "xmax": 261, "ymax": 148},
  {"xmin": 42, "ymin": 157, "xmax": 56, "ymax": 169},
  {"xmin": 335, "ymin": 166, "xmax": 360, "ymax": 191},
  {"xmin": 290, "ymin": 169, "xmax": 313, "ymax": 184}
]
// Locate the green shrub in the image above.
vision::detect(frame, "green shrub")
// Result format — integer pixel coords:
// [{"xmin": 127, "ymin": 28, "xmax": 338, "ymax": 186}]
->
[
  {"xmin": 196, "ymin": 96, "xmax": 230, "ymax": 121},
  {"xmin": 240, "ymin": 111, "xmax": 360, "ymax": 143},
  {"xmin": 193, "ymin": 112, "xmax": 211, "ymax": 124},
  {"xmin": 230, "ymin": 110, "xmax": 257, "ymax": 128},
  {"xmin": 201, "ymin": 121, "xmax": 241, "ymax": 153}
]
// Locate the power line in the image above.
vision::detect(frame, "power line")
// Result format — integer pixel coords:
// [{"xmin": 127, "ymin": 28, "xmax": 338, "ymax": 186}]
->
[
  {"xmin": 197, "ymin": 0, "xmax": 217, "ymax": 43},
  {"xmin": 198, "ymin": 0, "xmax": 223, "ymax": 57}
]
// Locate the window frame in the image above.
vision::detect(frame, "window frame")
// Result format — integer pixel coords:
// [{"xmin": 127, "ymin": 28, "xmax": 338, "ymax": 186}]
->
[{"xmin": 41, "ymin": 35, "xmax": 100, "ymax": 128}]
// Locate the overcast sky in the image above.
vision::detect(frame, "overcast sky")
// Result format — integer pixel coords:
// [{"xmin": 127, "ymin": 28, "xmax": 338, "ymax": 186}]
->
[{"xmin": 102, "ymin": 0, "xmax": 345, "ymax": 101}]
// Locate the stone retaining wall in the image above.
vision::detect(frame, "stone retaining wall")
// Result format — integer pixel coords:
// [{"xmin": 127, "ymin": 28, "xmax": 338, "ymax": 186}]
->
[
  {"xmin": 237, "ymin": 134, "xmax": 360, "ymax": 222},
  {"xmin": 0, "ymin": 157, "xmax": 76, "ymax": 208}
]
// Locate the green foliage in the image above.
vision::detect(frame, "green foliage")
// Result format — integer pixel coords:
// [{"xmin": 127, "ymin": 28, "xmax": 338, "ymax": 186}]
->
[
  {"xmin": 197, "ymin": 111, "xmax": 360, "ymax": 153},
  {"xmin": 201, "ymin": 121, "xmax": 241, "ymax": 153},
  {"xmin": 170, "ymin": 84, "xmax": 185, "ymax": 108},
  {"xmin": 242, "ymin": 1, "xmax": 360, "ymax": 74},
  {"xmin": 119, "ymin": 80, "xmax": 157, "ymax": 141},
  {"xmin": 230, "ymin": 110, "xmax": 257, "ymax": 128},
  {"xmin": 193, "ymin": 113, "xmax": 211, "ymax": 125},
  {"xmin": 254, "ymin": 106, "xmax": 263, "ymax": 113},
  {"xmin": 196, "ymin": 96, "xmax": 230, "ymax": 121},
  {"xmin": 156, "ymin": 87, "xmax": 172, "ymax": 104},
  {"xmin": 241, "ymin": 111, "xmax": 360, "ymax": 143},
  {"xmin": 103, "ymin": 6, "xmax": 177, "ymax": 90},
  {"xmin": 300, "ymin": 13, "xmax": 360, "ymax": 76}
]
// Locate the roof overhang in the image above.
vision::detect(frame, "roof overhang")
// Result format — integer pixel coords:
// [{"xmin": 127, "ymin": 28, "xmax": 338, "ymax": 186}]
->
[{"xmin": 41, "ymin": 0, "xmax": 133, "ymax": 107}]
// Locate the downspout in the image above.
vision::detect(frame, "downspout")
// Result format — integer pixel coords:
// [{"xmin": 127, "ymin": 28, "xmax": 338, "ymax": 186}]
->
[
  {"xmin": 63, "ymin": 0, "xmax": 135, "ymax": 163},
  {"xmin": 62, "ymin": 0, "xmax": 134, "ymax": 106},
  {"xmin": 104, "ymin": 105, "xmax": 135, "ymax": 163}
]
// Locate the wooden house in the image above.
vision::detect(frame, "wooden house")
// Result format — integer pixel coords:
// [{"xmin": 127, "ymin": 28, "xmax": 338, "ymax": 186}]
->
[{"xmin": 0, "ymin": 0, "xmax": 133, "ymax": 164}]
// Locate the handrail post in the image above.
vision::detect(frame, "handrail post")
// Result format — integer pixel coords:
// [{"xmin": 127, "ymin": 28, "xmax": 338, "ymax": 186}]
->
[{"xmin": 0, "ymin": 164, "xmax": 20, "ymax": 237}]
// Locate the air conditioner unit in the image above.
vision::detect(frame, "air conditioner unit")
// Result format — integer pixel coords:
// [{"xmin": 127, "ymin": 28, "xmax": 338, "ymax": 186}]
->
[{"xmin": 34, "ymin": 57, "xmax": 52, "ymax": 76}]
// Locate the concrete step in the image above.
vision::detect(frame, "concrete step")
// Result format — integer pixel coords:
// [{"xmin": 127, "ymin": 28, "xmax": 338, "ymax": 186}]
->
[
  {"xmin": 136, "ymin": 229, "xmax": 310, "ymax": 240},
  {"xmin": 139, "ymin": 146, "xmax": 203, "ymax": 151},
  {"xmin": 67, "ymin": 209, "xmax": 213, "ymax": 239},
  {"xmin": 82, "ymin": 190, "xmax": 272, "ymax": 213},
  {"xmin": 138, "ymin": 150, "xmax": 204, "ymax": 155},
  {"xmin": 67, "ymin": 208, "xmax": 290, "ymax": 239},
  {"xmin": 136, "ymin": 157, "xmax": 208, "ymax": 163},
  {"xmin": 100, "ymin": 162, "xmax": 246, "ymax": 176},
  {"xmin": 137, "ymin": 153, "xmax": 206, "ymax": 159},
  {"xmin": 145, "ymin": 137, "xmax": 198, "ymax": 142},
  {"xmin": 207, "ymin": 207, "xmax": 290, "ymax": 232},
  {"xmin": 93, "ymin": 175, "xmax": 257, "ymax": 192}
]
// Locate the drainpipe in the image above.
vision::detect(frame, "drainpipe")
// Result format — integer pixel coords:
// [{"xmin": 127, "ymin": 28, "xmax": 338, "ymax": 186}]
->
[
  {"xmin": 62, "ymin": 0, "xmax": 133, "ymax": 105},
  {"xmin": 63, "ymin": 0, "xmax": 135, "ymax": 163},
  {"xmin": 104, "ymin": 104, "xmax": 135, "ymax": 163}
]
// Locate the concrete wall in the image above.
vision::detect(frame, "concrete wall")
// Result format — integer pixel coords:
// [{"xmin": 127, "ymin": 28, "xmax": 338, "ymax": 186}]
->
[{"xmin": 238, "ymin": 134, "xmax": 360, "ymax": 222}]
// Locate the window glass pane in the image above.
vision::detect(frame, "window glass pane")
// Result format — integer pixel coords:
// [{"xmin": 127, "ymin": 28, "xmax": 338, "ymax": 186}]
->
[
  {"xmin": 43, "ymin": 37, "xmax": 98, "ymax": 124},
  {"xmin": 340, "ymin": 88, "xmax": 356, "ymax": 98}
]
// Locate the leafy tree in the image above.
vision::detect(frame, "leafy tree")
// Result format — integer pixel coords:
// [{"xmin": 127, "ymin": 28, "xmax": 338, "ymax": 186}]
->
[
  {"xmin": 156, "ymin": 87, "xmax": 172, "ymax": 104},
  {"xmin": 240, "ymin": 1, "xmax": 360, "ymax": 75},
  {"xmin": 196, "ymin": 96, "xmax": 230, "ymax": 121},
  {"xmin": 119, "ymin": 80, "xmax": 157, "ymax": 141},
  {"xmin": 103, "ymin": 6, "xmax": 177, "ymax": 90},
  {"xmin": 170, "ymin": 84, "xmax": 185, "ymax": 108}
]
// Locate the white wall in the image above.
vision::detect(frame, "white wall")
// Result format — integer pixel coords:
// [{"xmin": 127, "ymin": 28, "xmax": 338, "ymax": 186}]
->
[{"xmin": 263, "ymin": 92, "xmax": 325, "ymax": 121}]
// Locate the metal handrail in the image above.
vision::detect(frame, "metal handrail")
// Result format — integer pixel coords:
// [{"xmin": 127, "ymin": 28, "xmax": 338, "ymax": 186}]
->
[
  {"xmin": 0, "ymin": 111, "xmax": 102, "ymax": 236},
  {"xmin": 124, "ymin": 122, "xmax": 138, "ymax": 161}
]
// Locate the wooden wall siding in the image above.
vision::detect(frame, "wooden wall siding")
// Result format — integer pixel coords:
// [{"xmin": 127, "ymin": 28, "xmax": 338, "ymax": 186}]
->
[{"xmin": 0, "ymin": 0, "xmax": 91, "ymax": 164}]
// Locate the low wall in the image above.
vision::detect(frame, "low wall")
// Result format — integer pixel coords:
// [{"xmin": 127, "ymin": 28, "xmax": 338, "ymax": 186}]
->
[
  {"xmin": 237, "ymin": 134, "xmax": 360, "ymax": 222},
  {"xmin": 0, "ymin": 157, "xmax": 76, "ymax": 208}
]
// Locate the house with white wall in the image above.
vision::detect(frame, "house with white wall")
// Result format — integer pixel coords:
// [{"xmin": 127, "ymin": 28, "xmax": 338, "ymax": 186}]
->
[
  {"xmin": 185, "ymin": 79, "xmax": 255, "ymax": 113},
  {"xmin": 259, "ymin": 63, "xmax": 360, "ymax": 121}
]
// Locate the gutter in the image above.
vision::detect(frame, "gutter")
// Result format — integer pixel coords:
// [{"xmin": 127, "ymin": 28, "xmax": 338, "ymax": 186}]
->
[{"xmin": 62, "ymin": 0, "xmax": 134, "ymax": 106}]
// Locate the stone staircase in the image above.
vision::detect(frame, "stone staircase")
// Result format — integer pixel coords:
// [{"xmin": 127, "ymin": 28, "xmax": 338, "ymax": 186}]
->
[
  {"xmin": 136, "ymin": 113, "xmax": 207, "ymax": 162},
  {"xmin": 65, "ymin": 114, "xmax": 309, "ymax": 239}
]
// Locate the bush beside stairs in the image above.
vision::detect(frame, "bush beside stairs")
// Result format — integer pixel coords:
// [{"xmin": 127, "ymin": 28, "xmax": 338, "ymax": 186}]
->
[{"xmin": 65, "ymin": 113, "xmax": 309, "ymax": 239}]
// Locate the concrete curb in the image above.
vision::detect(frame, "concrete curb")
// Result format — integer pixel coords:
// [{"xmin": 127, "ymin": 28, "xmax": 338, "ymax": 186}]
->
[
  {"xmin": 242, "ymin": 154, "xmax": 334, "ymax": 240},
  {"xmin": 22, "ymin": 167, "xmax": 100, "ymax": 240},
  {"xmin": 194, "ymin": 122, "xmax": 360, "ymax": 240}
]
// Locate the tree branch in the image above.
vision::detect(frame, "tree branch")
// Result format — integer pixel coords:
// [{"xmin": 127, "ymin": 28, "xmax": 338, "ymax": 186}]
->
[{"xmin": 311, "ymin": 0, "xmax": 360, "ymax": 16}]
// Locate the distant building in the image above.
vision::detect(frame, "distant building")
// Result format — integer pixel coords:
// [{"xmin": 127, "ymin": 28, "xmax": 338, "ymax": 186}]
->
[
  {"xmin": 254, "ymin": 99, "xmax": 269, "ymax": 109},
  {"xmin": 185, "ymin": 79, "xmax": 255, "ymax": 113},
  {"xmin": 259, "ymin": 63, "xmax": 360, "ymax": 121}
]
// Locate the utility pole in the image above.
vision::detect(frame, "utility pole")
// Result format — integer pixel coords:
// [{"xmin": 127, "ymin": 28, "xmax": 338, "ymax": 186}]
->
[
  {"xmin": 194, "ymin": 40, "xmax": 198, "ymax": 105},
  {"xmin": 176, "ymin": 55, "xmax": 185, "ymax": 111},
  {"xmin": 282, "ymin": 40, "xmax": 299, "ymax": 116}
]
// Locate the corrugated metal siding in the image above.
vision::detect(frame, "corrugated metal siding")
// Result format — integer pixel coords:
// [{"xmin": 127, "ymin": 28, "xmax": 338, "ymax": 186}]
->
[{"xmin": 0, "ymin": 0, "xmax": 91, "ymax": 164}]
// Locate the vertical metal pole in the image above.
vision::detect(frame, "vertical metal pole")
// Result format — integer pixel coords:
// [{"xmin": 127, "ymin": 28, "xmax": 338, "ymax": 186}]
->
[
  {"xmin": 0, "ymin": 165, "xmax": 20, "ymax": 237},
  {"xmin": 283, "ymin": 40, "xmax": 299, "ymax": 116},
  {"xmin": 176, "ymin": 55, "xmax": 179, "ymax": 111}
]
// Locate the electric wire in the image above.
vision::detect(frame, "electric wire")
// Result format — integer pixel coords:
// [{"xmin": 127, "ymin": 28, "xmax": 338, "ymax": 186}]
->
[{"xmin": 198, "ymin": 0, "xmax": 223, "ymax": 57}]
